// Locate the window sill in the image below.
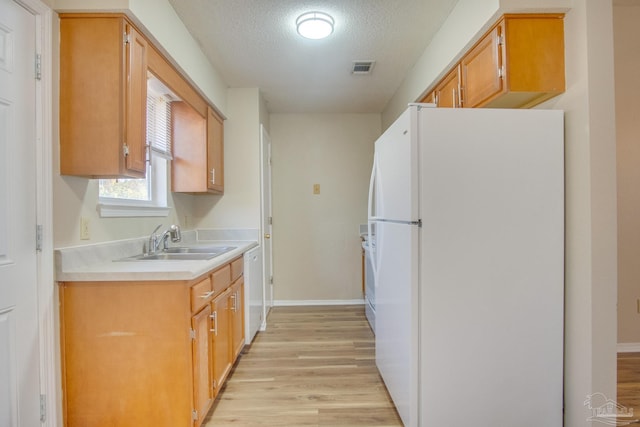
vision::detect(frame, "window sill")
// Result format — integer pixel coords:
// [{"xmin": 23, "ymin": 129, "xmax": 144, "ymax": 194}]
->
[{"xmin": 97, "ymin": 203, "xmax": 171, "ymax": 218}]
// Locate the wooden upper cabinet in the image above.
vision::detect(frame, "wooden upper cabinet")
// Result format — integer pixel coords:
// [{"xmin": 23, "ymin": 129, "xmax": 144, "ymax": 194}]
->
[
  {"xmin": 461, "ymin": 14, "xmax": 565, "ymax": 108},
  {"xmin": 172, "ymin": 105, "xmax": 225, "ymax": 194},
  {"xmin": 207, "ymin": 107, "xmax": 224, "ymax": 194},
  {"xmin": 171, "ymin": 102, "xmax": 207, "ymax": 193},
  {"xmin": 419, "ymin": 90, "xmax": 436, "ymax": 104},
  {"xmin": 124, "ymin": 24, "xmax": 148, "ymax": 174},
  {"xmin": 461, "ymin": 23, "xmax": 503, "ymax": 108},
  {"xmin": 434, "ymin": 65, "xmax": 462, "ymax": 108},
  {"xmin": 60, "ymin": 14, "xmax": 147, "ymax": 178}
]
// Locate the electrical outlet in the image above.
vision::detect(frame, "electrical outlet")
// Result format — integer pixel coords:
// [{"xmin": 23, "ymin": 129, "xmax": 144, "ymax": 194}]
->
[
  {"xmin": 80, "ymin": 217, "xmax": 90, "ymax": 240},
  {"xmin": 313, "ymin": 184, "xmax": 320, "ymax": 195}
]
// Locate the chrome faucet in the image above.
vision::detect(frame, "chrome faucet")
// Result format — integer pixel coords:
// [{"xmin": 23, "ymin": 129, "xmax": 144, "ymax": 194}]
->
[{"xmin": 148, "ymin": 224, "xmax": 182, "ymax": 254}]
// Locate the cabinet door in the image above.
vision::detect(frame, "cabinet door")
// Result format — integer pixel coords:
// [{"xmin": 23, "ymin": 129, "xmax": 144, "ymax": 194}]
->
[
  {"xmin": 192, "ymin": 305, "xmax": 213, "ymax": 426},
  {"xmin": 124, "ymin": 23, "xmax": 148, "ymax": 175},
  {"xmin": 230, "ymin": 278, "xmax": 245, "ymax": 360},
  {"xmin": 207, "ymin": 107, "xmax": 224, "ymax": 194},
  {"xmin": 172, "ymin": 102, "xmax": 207, "ymax": 193},
  {"xmin": 59, "ymin": 15, "xmax": 147, "ymax": 178},
  {"xmin": 419, "ymin": 90, "xmax": 436, "ymax": 104},
  {"xmin": 211, "ymin": 291, "xmax": 232, "ymax": 395},
  {"xmin": 461, "ymin": 22, "xmax": 504, "ymax": 108},
  {"xmin": 435, "ymin": 65, "xmax": 461, "ymax": 108}
]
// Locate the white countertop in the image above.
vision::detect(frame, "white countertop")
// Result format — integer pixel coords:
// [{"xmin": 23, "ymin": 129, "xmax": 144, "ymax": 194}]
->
[{"xmin": 55, "ymin": 229, "xmax": 259, "ymax": 282}]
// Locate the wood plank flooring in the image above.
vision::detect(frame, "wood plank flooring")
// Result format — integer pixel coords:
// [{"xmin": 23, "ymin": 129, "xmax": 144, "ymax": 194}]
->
[
  {"xmin": 618, "ymin": 352, "xmax": 640, "ymax": 418},
  {"xmin": 202, "ymin": 305, "xmax": 402, "ymax": 426}
]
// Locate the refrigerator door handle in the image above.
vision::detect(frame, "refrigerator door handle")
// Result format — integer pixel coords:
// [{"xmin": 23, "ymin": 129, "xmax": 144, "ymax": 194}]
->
[{"xmin": 367, "ymin": 153, "xmax": 379, "ymax": 280}]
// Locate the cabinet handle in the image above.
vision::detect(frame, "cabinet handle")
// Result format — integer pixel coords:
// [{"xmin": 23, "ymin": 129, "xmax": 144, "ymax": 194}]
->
[
  {"xmin": 200, "ymin": 291, "xmax": 215, "ymax": 299},
  {"xmin": 452, "ymin": 88, "xmax": 457, "ymax": 108},
  {"xmin": 230, "ymin": 293, "xmax": 237, "ymax": 312},
  {"xmin": 209, "ymin": 312, "xmax": 218, "ymax": 336},
  {"xmin": 458, "ymin": 86, "xmax": 463, "ymax": 108},
  {"xmin": 210, "ymin": 168, "xmax": 216, "ymax": 185}
]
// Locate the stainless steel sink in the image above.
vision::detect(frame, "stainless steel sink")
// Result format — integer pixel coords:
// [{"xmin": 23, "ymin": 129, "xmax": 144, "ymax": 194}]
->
[
  {"xmin": 164, "ymin": 246, "xmax": 236, "ymax": 255},
  {"xmin": 115, "ymin": 246, "xmax": 236, "ymax": 261}
]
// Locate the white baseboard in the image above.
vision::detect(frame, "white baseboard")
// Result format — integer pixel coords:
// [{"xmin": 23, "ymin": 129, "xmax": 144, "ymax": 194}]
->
[
  {"xmin": 273, "ymin": 299, "xmax": 365, "ymax": 307},
  {"xmin": 617, "ymin": 342, "xmax": 640, "ymax": 353}
]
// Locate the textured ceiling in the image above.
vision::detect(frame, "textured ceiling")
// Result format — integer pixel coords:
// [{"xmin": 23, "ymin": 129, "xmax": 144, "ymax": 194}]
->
[{"xmin": 167, "ymin": 0, "xmax": 459, "ymax": 113}]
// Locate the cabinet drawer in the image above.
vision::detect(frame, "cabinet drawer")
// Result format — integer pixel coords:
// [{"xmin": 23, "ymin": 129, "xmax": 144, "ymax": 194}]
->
[
  {"xmin": 191, "ymin": 277, "xmax": 213, "ymax": 313},
  {"xmin": 231, "ymin": 257, "xmax": 244, "ymax": 282},
  {"xmin": 212, "ymin": 264, "xmax": 231, "ymax": 294}
]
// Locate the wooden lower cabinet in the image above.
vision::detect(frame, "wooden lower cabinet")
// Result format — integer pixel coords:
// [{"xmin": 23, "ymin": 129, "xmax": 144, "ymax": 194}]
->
[
  {"xmin": 211, "ymin": 289, "xmax": 232, "ymax": 395},
  {"xmin": 230, "ymin": 278, "xmax": 245, "ymax": 360},
  {"xmin": 59, "ymin": 257, "xmax": 245, "ymax": 427},
  {"xmin": 192, "ymin": 304, "xmax": 213, "ymax": 426}
]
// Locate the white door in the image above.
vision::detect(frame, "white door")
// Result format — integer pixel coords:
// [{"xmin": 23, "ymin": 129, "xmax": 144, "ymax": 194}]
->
[
  {"xmin": 0, "ymin": 0, "xmax": 41, "ymax": 426},
  {"xmin": 260, "ymin": 124, "xmax": 273, "ymax": 317}
]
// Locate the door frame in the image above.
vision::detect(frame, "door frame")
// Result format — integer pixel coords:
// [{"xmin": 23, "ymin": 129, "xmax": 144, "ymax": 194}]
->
[
  {"xmin": 12, "ymin": 0, "xmax": 55, "ymax": 425},
  {"xmin": 259, "ymin": 124, "xmax": 273, "ymax": 317}
]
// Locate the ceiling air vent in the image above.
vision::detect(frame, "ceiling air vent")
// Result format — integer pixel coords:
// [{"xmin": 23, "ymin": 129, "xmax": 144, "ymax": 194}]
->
[{"xmin": 352, "ymin": 60, "xmax": 376, "ymax": 75}]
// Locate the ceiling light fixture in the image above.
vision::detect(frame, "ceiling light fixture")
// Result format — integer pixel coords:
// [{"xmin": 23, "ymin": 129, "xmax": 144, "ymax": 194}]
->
[{"xmin": 296, "ymin": 11, "xmax": 334, "ymax": 40}]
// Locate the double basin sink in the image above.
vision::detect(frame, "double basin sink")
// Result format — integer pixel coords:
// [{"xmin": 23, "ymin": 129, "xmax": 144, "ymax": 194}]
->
[{"xmin": 116, "ymin": 245, "xmax": 237, "ymax": 262}]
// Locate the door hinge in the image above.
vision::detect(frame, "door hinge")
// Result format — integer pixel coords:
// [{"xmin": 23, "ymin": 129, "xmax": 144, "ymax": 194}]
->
[
  {"xmin": 270, "ymin": 276, "xmax": 273, "ymax": 285},
  {"xmin": 497, "ymin": 66, "xmax": 504, "ymax": 79},
  {"xmin": 269, "ymin": 216, "xmax": 273, "ymax": 225},
  {"xmin": 124, "ymin": 32, "xmax": 130, "ymax": 44},
  {"xmin": 192, "ymin": 410, "xmax": 198, "ymax": 421},
  {"xmin": 497, "ymin": 34, "xmax": 504, "ymax": 46},
  {"xmin": 35, "ymin": 53, "xmax": 42, "ymax": 81},
  {"xmin": 40, "ymin": 394, "xmax": 46, "ymax": 422},
  {"xmin": 123, "ymin": 143, "xmax": 129, "ymax": 157},
  {"xmin": 36, "ymin": 225, "xmax": 43, "ymax": 252},
  {"xmin": 190, "ymin": 328, "xmax": 196, "ymax": 340}
]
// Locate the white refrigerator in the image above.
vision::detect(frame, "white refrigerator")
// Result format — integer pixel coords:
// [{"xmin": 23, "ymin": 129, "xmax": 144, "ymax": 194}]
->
[{"xmin": 367, "ymin": 104, "xmax": 564, "ymax": 427}]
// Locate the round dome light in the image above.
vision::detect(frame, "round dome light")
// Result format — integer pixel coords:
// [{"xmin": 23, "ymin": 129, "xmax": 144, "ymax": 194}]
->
[{"xmin": 296, "ymin": 11, "xmax": 334, "ymax": 40}]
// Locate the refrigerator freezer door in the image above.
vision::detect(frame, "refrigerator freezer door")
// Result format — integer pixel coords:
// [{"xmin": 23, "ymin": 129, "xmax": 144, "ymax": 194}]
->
[
  {"xmin": 374, "ymin": 220, "xmax": 419, "ymax": 427},
  {"xmin": 370, "ymin": 107, "xmax": 419, "ymax": 222}
]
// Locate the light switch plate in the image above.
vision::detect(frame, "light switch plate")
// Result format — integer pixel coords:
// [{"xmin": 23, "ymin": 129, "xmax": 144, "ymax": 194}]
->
[{"xmin": 80, "ymin": 217, "xmax": 90, "ymax": 240}]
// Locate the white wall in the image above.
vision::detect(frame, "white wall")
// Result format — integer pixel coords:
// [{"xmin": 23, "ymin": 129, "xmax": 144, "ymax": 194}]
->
[
  {"xmin": 382, "ymin": 1, "xmax": 618, "ymax": 425},
  {"xmin": 193, "ymin": 88, "xmax": 262, "ymax": 229},
  {"xmin": 543, "ymin": 2, "xmax": 618, "ymax": 424},
  {"xmin": 614, "ymin": 2, "xmax": 640, "ymax": 345},
  {"xmin": 270, "ymin": 114, "xmax": 380, "ymax": 302}
]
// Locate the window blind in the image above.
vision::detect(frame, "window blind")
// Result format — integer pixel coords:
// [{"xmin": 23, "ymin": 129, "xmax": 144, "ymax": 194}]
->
[{"xmin": 146, "ymin": 91, "xmax": 173, "ymax": 160}]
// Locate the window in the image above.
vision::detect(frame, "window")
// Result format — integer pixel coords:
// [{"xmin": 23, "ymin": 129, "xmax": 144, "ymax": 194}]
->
[{"xmin": 97, "ymin": 74, "xmax": 176, "ymax": 217}]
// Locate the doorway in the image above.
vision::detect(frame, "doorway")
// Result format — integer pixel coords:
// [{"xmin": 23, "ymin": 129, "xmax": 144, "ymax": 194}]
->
[
  {"xmin": 0, "ymin": 0, "xmax": 54, "ymax": 425},
  {"xmin": 260, "ymin": 124, "xmax": 273, "ymax": 320}
]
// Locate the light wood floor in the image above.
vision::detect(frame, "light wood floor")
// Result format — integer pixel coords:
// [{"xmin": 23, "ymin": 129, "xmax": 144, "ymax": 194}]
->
[
  {"xmin": 203, "ymin": 305, "xmax": 402, "ymax": 426},
  {"xmin": 618, "ymin": 352, "xmax": 640, "ymax": 417}
]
